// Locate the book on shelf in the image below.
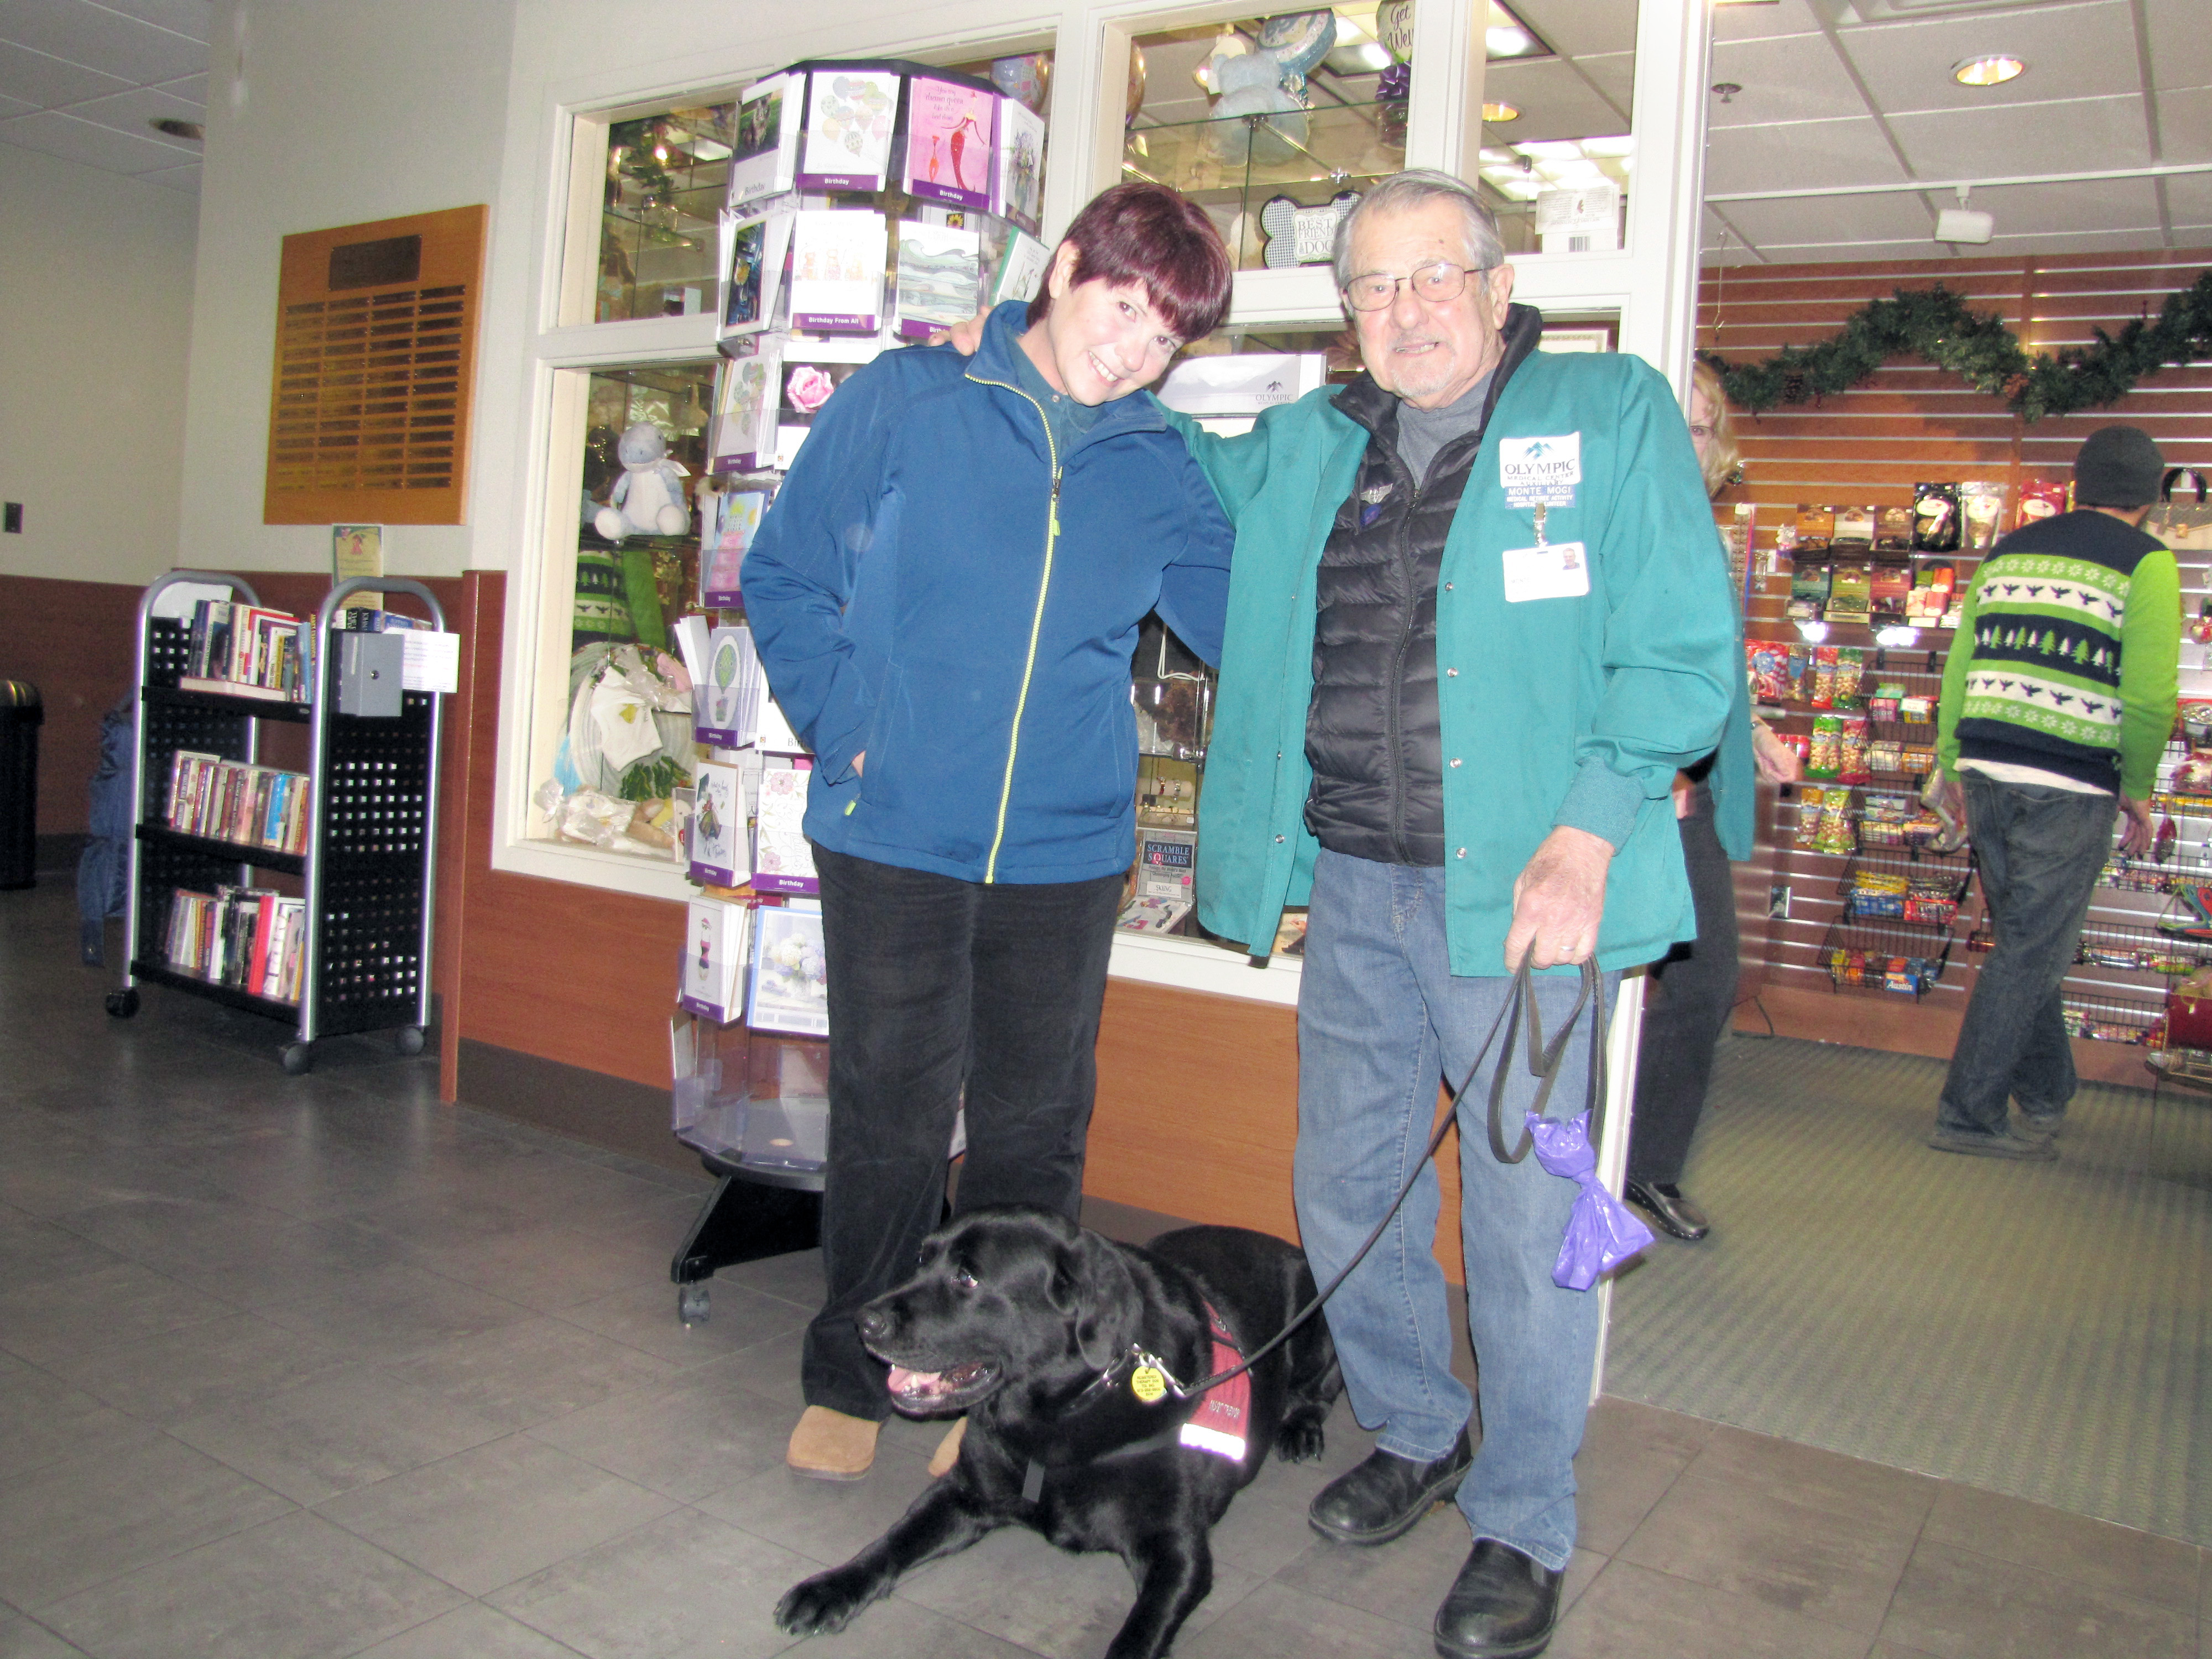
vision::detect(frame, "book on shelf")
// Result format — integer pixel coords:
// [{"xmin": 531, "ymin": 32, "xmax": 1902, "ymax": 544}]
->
[
  {"xmin": 164, "ymin": 752, "xmax": 311, "ymax": 854},
  {"xmin": 179, "ymin": 598, "xmax": 310, "ymax": 701},
  {"xmin": 164, "ymin": 886, "xmax": 304, "ymax": 1003}
]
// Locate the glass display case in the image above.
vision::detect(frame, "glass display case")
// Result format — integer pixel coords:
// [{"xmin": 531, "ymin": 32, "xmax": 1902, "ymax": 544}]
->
[
  {"xmin": 597, "ymin": 105, "xmax": 739, "ymax": 322},
  {"xmin": 1125, "ymin": 7, "xmax": 1400, "ymax": 273}
]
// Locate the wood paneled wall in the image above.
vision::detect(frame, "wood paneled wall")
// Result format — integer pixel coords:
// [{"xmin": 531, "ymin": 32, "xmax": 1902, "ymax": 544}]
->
[
  {"xmin": 1704, "ymin": 250, "xmax": 2212, "ymax": 1084},
  {"xmin": 0, "ymin": 575, "xmax": 145, "ymax": 837}
]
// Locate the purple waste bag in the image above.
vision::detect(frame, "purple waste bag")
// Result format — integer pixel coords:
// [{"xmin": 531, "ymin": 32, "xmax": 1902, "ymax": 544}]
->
[{"xmin": 1524, "ymin": 1109, "xmax": 1654, "ymax": 1291}]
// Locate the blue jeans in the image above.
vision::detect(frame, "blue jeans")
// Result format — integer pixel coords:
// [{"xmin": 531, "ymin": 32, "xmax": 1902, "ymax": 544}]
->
[
  {"xmin": 1936, "ymin": 774, "xmax": 2116, "ymax": 1138},
  {"xmin": 1295, "ymin": 849, "xmax": 1616, "ymax": 1573}
]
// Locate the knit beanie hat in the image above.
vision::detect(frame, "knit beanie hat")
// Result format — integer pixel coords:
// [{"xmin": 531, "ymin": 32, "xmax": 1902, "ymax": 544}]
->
[{"xmin": 2073, "ymin": 425, "xmax": 2164, "ymax": 508}]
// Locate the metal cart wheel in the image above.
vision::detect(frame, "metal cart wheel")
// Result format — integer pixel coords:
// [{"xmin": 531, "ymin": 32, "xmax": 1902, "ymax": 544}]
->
[
  {"xmin": 395, "ymin": 1025, "xmax": 426, "ymax": 1056},
  {"xmin": 105, "ymin": 988, "xmax": 140, "ymax": 1019},
  {"xmin": 280, "ymin": 1041, "xmax": 314, "ymax": 1075},
  {"xmin": 678, "ymin": 1282, "xmax": 711, "ymax": 1324}
]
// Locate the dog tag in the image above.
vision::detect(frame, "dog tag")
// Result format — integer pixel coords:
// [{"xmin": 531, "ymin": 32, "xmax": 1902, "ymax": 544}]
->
[
  {"xmin": 1021, "ymin": 1459, "xmax": 1044, "ymax": 1503},
  {"xmin": 1130, "ymin": 1365, "xmax": 1167, "ymax": 1403}
]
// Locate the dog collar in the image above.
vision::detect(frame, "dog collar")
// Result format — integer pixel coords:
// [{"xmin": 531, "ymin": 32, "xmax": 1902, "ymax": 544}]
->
[{"xmin": 1022, "ymin": 1303, "xmax": 1249, "ymax": 1501}]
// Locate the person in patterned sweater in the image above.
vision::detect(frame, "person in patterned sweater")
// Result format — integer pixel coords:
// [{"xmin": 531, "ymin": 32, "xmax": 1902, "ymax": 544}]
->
[{"xmin": 1929, "ymin": 425, "xmax": 2180, "ymax": 1160}]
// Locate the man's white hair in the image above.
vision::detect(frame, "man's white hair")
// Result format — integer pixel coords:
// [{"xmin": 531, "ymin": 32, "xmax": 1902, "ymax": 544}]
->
[{"xmin": 1332, "ymin": 170, "xmax": 1507, "ymax": 290}]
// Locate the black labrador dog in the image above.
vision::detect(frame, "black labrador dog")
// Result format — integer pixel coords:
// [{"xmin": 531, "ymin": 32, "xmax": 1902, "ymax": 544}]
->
[{"xmin": 775, "ymin": 1203, "xmax": 1342, "ymax": 1659}]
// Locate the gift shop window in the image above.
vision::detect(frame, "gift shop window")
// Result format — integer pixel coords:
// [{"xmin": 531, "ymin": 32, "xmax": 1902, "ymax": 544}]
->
[
  {"xmin": 528, "ymin": 359, "xmax": 716, "ymax": 863},
  {"xmin": 1473, "ymin": 0, "xmax": 1637, "ymax": 257},
  {"xmin": 597, "ymin": 103, "xmax": 740, "ymax": 322}
]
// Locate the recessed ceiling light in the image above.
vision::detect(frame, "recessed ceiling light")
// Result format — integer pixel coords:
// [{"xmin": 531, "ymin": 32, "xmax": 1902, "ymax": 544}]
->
[
  {"xmin": 149, "ymin": 117, "xmax": 204, "ymax": 142},
  {"xmin": 1482, "ymin": 102, "xmax": 1520, "ymax": 122},
  {"xmin": 1952, "ymin": 54, "xmax": 2025, "ymax": 86}
]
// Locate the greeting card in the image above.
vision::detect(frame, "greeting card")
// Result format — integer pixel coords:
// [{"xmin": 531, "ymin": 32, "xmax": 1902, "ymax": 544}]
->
[
  {"xmin": 903, "ymin": 75, "xmax": 995, "ymax": 212},
  {"xmin": 789, "ymin": 209, "xmax": 887, "ymax": 332},
  {"xmin": 797, "ymin": 69, "xmax": 899, "ymax": 192},
  {"xmin": 728, "ymin": 74, "xmax": 800, "ymax": 205}
]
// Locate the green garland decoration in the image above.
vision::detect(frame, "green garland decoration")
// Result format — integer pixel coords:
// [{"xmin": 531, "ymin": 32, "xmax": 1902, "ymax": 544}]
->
[{"xmin": 1703, "ymin": 269, "xmax": 2212, "ymax": 423}]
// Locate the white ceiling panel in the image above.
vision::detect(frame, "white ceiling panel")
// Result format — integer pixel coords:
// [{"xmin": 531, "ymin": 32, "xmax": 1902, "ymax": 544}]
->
[
  {"xmin": 0, "ymin": 38, "xmax": 125, "ymax": 105},
  {"xmin": 1705, "ymin": 114, "xmax": 1910, "ymax": 194},
  {"xmin": 1984, "ymin": 226, "xmax": 2176, "ymax": 253},
  {"xmin": 0, "ymin": 103, "xmax": 195, "ymax": 171},
  {"xmin": 1833, "ymin": 1, "xmax": 2141, "ymax": 116},
  {"xmin": 95, "ymin": 0, "xmax": 210, "ymax": 43},
  {"xmin": 0, "ymin": 90, "xmax": 34, "ymax": 119},
  {"xmin": 1712, "ymin": 187, "xmax": 1940, "ymax": 250},
  {"xmin": 1485, "ymin": 57, "xmax": 1631, "ymax": 142},
  {"xmin": 2143, "ymin": 0, "xmax": 2212, "ymax": 92},
  {"xmin": 1712, "ymin": 0, "xmax": 1828, "ymax": 45},
  {"xmin": 1500, "ymin": 0, "xmax": 1637, "ymax": 61},
  {"xmin": 65, "ymin": 81, "xmax": 204, "ymax": 143},
  {"xmin": 3, "ymin": 0, "xmax": 207, "ymax": 84},
  {"xmin": 1570, "ymin": 50, "xmax": 1635, "ymax": 122},
  {"xmin": 1965, "ymin": 175, "xmax": 2162, "ymax": 233},
  {"xmin": 2158, "ymin": 88, "xmax": 2212, "ymax": 164},
  {"xmin": 1887, "ymin": 96, "xmax": 2151, "ymax": 178},
  {"xmin": 138, "ymin": 157, "xmax": 199, "ymax": 192},
  {"xmin": 2157, "ymin": 173, "xmax": 2212, "ymax": 226},
  {"xmin": 1708, "ymin": 32, "xmax": 1866, "ymax": 127}
]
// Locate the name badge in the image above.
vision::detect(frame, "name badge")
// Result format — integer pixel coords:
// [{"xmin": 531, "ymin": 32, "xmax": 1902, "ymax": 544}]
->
[
  {"xmin": 1502, "ymin": 541, "xmax": 1590, "ymax": 603},
  {"xmin": 1500, "ymin": 434, "xmax": 1581, "ymax": 508}
]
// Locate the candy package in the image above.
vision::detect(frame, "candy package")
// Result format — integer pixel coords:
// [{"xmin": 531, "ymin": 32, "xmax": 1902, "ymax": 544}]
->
[
  {"xmin": 1868, "ymin": 681, "xmax": 1903, "ymax": 722},
  {"xmin": 1773, "ymin": 518, "xmax": 1801, "ymax": 558},
  {"xmin": 1867, "ymin": 739, "xmax": 1903, "ymax": 775},
  {"xmin": 1787, "ymin": 648, "xmax": 1811, "ymax": 700},
  {"xmin": 1809, "ymin": 645, "xmax": 1840, "ymax": 709},
  {"xmin": 1838, "ymin": 716, "xmax": 1872, "ymax": 784},
  {"xmin": 1815, "ymin": 791, "xmax": 1856, "ymax": 854},
  {"xmin": 2017, "ymin": 478, "xmax": 2068, "ymax": 528},
  {"xmin": 1875, "ymin": 504, "xmax": 1915, "ymax": 552},
  {"xmin": 1795, "ymin": 505, "xmax": 1834, "ymax": 552},
  {"xmin": 1913, "ymin": 482, "xmax": 1963, "ymax": 551},
  {"xmin": 1833, "ymin": 506, "xmax": 1875, "ymax": 547},
  {"xmin": 1899, "ymin": 693, "xmax": 1933, "ymax": 723},
  {"xmin": 1870, "ymin": 564, "xmax": 1912, "ymax": 619},
  {"xmin": 1794, "ymin": 786, "xmax": 1827, "ymax": 849},
  {"xmin": 1807, "ymin": 713, "xmax": 1843, "ymax": 778},
  {"xmin": 1959, "ymin": 480, "xmax": 2007, "ymax": 550},
  {"xmin": 1826, "ymin": 563, "xmax": 1871, "ymax": 623},
  {"xmin": 1746, "ymin": 641, "xmax": 1791, "ymax": 703},
  {"xmin": 1831, "ymin": 646, "xmax": 1866, "ymax": 708},
  {"xmin": 1787, "ymin": 562, "xmax": 1831, "ymax": 621}
]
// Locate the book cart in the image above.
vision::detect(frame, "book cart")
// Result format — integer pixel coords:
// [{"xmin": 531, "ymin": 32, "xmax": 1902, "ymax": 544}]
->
[{"xmin": 105, "ymin": 570, "xmax": 445, "ymax": 1074}]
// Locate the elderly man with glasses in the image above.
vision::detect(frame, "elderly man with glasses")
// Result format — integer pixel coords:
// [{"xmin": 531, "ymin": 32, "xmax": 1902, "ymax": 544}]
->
[{"xmin": 1169, "ymin": 171, "xmax": 1738, "ymax": 1658}]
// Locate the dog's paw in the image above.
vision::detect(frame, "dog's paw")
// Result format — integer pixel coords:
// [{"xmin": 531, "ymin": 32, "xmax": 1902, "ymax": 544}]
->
[
  {"xmin": 1274, "ymin": 1418, "xmax": 1326, "ymax": 1464},
  {"xmin": 775, "ymin": 1566, "xmax": 883, "ymax": 1636}
]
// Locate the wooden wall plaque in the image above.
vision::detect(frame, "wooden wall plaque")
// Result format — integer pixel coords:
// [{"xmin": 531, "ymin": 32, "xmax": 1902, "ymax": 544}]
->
[{"xmin": 263, "ymin": 205, "xmax": 488, "ymax": 525}]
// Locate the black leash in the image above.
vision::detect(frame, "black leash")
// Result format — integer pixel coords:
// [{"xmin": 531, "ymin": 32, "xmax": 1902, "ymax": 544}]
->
[{"xmin": 1143, "ymin": 957, "xmax": 1606, "ymax": 1404}]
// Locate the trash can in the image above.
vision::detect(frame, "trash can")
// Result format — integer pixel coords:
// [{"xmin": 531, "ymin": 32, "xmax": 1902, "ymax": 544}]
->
[{"xmin": 0, "ymin": 681, "xmax": 42, "ymax": 890}]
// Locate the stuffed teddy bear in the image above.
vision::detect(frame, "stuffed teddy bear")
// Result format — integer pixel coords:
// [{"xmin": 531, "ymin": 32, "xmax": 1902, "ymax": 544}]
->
[
  {"xmin": 594, "ymin": 421, "xmax": 691, "ymax": 542},
  {"xmin": 1203, "ymin": 42, "xmax": 1308, "ymax": 169}
]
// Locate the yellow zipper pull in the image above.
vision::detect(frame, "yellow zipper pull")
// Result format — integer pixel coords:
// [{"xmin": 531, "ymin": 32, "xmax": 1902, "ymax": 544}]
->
[{"xmin": 1051, "ymin": 474, "xmax": 1062, "ymax": 540}]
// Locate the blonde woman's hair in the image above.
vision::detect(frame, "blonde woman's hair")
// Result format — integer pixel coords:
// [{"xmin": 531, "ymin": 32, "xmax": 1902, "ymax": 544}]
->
[{"xmin": 1691, "ymin": 359, "xmax": 1741, "ymax": 498}]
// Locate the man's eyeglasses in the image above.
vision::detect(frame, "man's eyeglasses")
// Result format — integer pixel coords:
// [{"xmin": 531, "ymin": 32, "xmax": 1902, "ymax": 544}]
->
[{"xmin": 1342, "ymin": 261, "xmax": 1489, "ymax": 312}]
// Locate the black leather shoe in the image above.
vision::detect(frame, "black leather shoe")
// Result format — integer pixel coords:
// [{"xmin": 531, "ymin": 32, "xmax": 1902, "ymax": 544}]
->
[
  {"xmin": 1625, "ymin": 1179, "xmax": 1710, "ymax": 1242},
  {"xmin": 1308, "ymin": 1427, "xmax": 1472, "ymax": 1546},
  {"xmin": 1433, "ymin": 1538, "xmax": 1564, "ymax": 1659}
]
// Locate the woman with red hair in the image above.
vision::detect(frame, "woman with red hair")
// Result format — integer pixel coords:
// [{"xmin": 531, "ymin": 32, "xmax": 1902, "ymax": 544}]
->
[{"xmin": 744, "ymin": 183, "xmax": 1236, "ymax": 1480}]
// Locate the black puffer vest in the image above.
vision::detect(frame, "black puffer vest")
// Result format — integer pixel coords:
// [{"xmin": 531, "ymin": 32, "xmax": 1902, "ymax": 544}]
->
[{"xmin": 1303, "ymin": 307, "xmax": 1543, "ymax": 865}]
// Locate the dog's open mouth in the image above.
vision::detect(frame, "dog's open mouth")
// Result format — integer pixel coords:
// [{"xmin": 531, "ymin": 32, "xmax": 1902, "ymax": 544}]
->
[{"xmin": 885, "ymin": 1360, "xmax": 997, "ymax": 1409}]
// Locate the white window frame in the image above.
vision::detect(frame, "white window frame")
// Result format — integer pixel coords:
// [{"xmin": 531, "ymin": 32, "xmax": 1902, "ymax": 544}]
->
[{"xmin": 486, "ymin": 0, "xmax": 1713, "ymax": 1000}]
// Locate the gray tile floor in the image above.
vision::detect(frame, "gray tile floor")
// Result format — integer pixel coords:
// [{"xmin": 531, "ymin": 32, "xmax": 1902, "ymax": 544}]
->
[{"xmin": 4, "ymin": 873, "xmax": 2206, "ymax": 1658}]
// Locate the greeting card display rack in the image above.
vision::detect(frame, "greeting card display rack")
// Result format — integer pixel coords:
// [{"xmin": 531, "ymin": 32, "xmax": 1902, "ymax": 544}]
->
[{"xmin": 105, "ymin": 571, "xmax": 445, "ymax": 1074}]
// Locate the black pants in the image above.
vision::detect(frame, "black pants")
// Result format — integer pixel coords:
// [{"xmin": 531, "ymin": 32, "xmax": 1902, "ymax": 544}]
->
[
  {"xmin": 1627, "ymin": 783, "xmax": 1740, "ymax": 1187},
  {"xmin": 803, "ymin": 844, "xmax": 1125, "ymax": 1418}
]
